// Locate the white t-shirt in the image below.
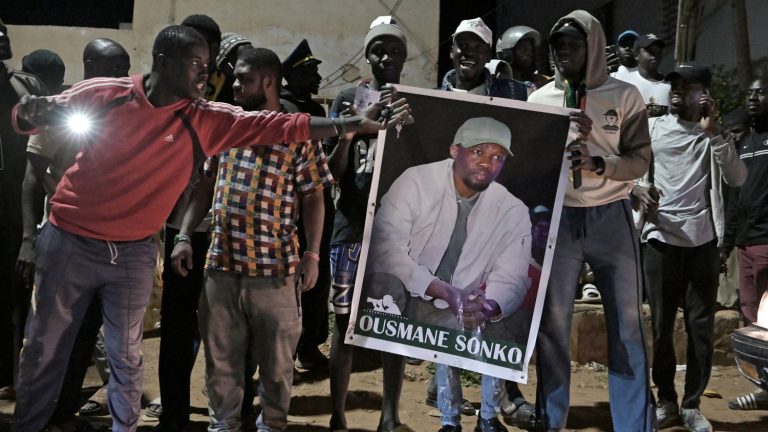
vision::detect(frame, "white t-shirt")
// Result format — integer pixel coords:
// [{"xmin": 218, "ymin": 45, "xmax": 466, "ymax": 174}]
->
[
  {"xmin": 610, "ymin": 65, "xmax": 637, "ymax": 81},
  {"xmin": 615, "ymin": 70, "xmax": 670, "ymax": 117}
]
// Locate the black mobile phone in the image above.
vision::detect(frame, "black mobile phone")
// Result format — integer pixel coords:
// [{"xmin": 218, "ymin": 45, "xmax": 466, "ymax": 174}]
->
[{"xmin": 700, "ymin": 90, "xmax": 711, "ymax": 118}]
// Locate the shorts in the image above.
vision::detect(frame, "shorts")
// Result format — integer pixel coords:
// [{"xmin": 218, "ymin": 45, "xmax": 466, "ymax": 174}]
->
[{"xmin": 329, "ymin": 242, "xmax": 362, "ymax": 314}]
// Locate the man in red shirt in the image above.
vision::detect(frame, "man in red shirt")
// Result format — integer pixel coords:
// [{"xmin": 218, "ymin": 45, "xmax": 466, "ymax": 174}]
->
[{"xmin": 11, "ymin": 25, "xmax": 408, "ymax": 432}]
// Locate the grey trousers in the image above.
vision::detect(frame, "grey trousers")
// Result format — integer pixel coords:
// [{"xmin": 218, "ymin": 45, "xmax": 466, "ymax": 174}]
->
[
  {"xmin": 14, "ymin": 223, "xmax": 157, "ymax": 432},
  {"xmin": 199, "ymin": 270, "xmax": 302, "ymax": 432},
  {"xmin": 536, "ymin": 200, "xmax": 654, "ymax": 431}
]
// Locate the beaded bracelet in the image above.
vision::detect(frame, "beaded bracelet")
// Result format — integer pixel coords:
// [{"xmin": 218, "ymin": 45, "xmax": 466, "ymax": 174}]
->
[
  {"xmin": 173, "ymin": 233, "xmax": 192, "ymax": 245},
  {"xmin": 303, "ymin": 251, "xmax": 320, "ymax": 262}
]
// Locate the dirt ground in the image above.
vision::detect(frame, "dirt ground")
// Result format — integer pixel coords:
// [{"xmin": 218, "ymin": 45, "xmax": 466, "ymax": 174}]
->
[{"xmin": 1, "ymin": 333, "xmax": 767, "ymax": 432}]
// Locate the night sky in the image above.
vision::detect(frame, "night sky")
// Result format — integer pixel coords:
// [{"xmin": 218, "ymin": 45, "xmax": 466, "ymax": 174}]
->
[{"xmin": 0, "ymin": 1, "xmax": 134, "ymax": 29}]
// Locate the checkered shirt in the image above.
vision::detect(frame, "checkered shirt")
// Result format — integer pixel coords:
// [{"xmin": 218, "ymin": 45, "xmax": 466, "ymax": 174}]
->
[{"xmin": 205, "ymin": 140, "xmax": 333, "ymax": 277}]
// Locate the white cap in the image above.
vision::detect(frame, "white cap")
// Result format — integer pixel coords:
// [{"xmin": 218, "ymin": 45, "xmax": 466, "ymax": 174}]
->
[
  {"xmin": 453, "ymin": 117, "xmax": 513, "ymax": 156},
  {"xmin": 453, "ymin": 17, "xmax": 493, "ymax": 46},
  {"xmin": 370, "ymin": 15, "xmax": 395, "ymax": 28}
]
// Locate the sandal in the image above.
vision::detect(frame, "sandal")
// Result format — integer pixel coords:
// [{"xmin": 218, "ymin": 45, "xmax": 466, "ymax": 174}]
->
[
  {"xmin": 580, "ymin": 283, "xmax": 602, "ymax": 304},
  {"xmin": 141, "ymin": 397, "xmax": 162, "ymax": 422},
  {"xmin": 502, "ymin": 400, "xmax": 537, "ymax": 428},
  {"xmin": 0, "ymin": 385, "xmax": 15, "ymax": 401},
  {"xmin": 728, "ymin": 390, "xmax": 768, "ymax": 410},
  {"xmin": 79, "ymin": 385, "xmax": 109, "ymax": 416}
]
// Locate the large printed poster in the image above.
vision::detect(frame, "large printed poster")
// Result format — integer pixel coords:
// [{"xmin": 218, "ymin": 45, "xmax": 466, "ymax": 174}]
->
[{"xmin": 346, "ymin": 85, "xmax": 571, "ymax": 382}]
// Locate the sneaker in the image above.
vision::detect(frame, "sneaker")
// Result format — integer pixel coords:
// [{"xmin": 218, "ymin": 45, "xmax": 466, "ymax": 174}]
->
[
  {"xmin": 475, "ymin": 417, "xmax": 508, "ymax": 432},
  {"xmin": 295, "ymin": 346, "xmax": 329, "ymax": 370},
  {"xmin": 438, "ymin": 426, "xmax": 462, "ymax": 432},
  {"xmin": 680, "ymin": 408, "xmax": 712, "ymax": 432},
  {"xmin": 655, "ymin": 399, "xmax": 679, "ymax": 428}
]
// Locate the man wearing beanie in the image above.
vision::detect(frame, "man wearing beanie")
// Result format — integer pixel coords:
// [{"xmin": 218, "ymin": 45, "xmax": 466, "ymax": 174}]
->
[
  {"xmin": 21, "ymin": 49, "xmax": 65, "ymax": 95},
  {"xmin": 528, "ymin": 10, "xmax": 654, "ymax": 431},
  {"xmin": 210, "ymin": 32, "xmax": 253, "ymax": 104},
  {"xmin": 326, "ymin": 15, "xmax": 413, "ymax": 432}
]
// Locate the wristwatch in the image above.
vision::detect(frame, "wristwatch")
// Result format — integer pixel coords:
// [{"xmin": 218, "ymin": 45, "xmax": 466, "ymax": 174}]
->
[{"xmin": 592, "ymin": 156, "xmax": 606, "ymax": 175}]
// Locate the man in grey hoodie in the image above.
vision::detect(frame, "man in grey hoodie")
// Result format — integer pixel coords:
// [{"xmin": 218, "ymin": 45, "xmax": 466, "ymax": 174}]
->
[{"xmin": 527, "ymin": 10, "xmax": 654, "ymax": 432}]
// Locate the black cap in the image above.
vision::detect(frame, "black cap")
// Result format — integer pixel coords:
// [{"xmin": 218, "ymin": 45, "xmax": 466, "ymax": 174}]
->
[
  {"xmin": 22, "ymin": 49, "xmax": 65, "ymax": 90},
  {"xmin": 282, "ymin": 39, "xmax": 321, "ymax": 70},
  {"xmin": 551, "ymin": 21, "xmax": 587, "ymax": 41},
  {"xmin": 665, "ymin": 62, "xmax": 712, "ymax": 87},
  {"xmin": 634, "ymin": 33, "xmax": 665, "ymax": 50}
]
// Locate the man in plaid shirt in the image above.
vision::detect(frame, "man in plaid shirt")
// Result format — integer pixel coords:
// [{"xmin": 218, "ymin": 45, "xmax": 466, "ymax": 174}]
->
[{"xmin": 171, "ymin": 47, "xmax": 333, "ymax": 432}]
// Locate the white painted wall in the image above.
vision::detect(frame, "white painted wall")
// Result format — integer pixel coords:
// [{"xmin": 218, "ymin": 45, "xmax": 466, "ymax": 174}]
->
[{"xmin": 5, "ymin": 0, "xmax": 440, "ymax": 99}]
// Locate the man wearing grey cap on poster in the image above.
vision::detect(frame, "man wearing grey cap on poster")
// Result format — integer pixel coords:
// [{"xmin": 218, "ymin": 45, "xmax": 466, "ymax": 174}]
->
[{"xmin": 363, "ymin": 117, "xmax": 532, "ymax": 432}]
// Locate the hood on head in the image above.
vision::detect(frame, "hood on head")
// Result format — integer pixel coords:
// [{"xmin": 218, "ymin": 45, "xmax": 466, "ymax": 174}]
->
[{"xmin": 549, "ymin": 10, "xmax": 607, "ymax": 90}]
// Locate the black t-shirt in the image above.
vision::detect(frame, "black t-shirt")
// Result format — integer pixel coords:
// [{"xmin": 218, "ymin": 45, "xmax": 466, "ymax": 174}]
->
[
  {"xmin": 325, "ymin": 86, "xmax": 378, "ymax": 244},
  {"xmin": 725, "ymin": 129, "xmax": 768, "ymax": 247},
  {"xmin": 280, "ymin": 87, "xmax": 326, "ymax": 117},
  {"xmin": 0, "ymin": 68, "xmax": 43, "ymax": 199}
]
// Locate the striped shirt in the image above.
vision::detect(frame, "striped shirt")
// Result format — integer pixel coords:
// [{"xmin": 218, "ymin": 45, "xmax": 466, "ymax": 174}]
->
[
  {"xmin": 12, "ymin": 74, "xmax": 310, "ymax": 241},
  {"xmin": 205, "ymin": 141, "xmax": 333, "ymax": 277}
]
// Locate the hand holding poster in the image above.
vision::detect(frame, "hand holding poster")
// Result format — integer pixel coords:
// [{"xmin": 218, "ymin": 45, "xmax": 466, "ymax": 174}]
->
[{"xmin": 346, "ymin": 85, "xmax": 572, "ymax": 383}]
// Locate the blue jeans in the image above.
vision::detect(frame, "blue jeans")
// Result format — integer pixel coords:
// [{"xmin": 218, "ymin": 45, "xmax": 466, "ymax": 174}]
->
[
  {"xmin": 436, "ymin": 364, "xmax": 503, "ymax": 425},
  {"xmin": 536, "ymin": 201, "xmax": 654, "ymax": 432},
  {"xmin": 405, "ymin": 297, "xmax": 504, "ymax": 426},
  {"xmin": 14, "ymin": 223, "xmax": 157, "ymax": 432}
]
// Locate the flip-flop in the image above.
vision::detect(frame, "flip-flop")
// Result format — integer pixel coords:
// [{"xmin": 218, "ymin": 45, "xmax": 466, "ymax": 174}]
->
[
  {"xmin": 728, "ymin": 390, "xmax": 768, "ymax": 410},
  {"xmin": 141, "ymin": 397, "xmax": 162, "ymax": 422},
  {"xmin": 79, "ymin": 385, "xmax": 109, "ymax": 416},
  {"xmin": 581, "ymin": 283, "xmax": 602, "ymax": 304},
  {"xmin": 502, "ymin": 400, "xmax": 536, "ymax": 428}
]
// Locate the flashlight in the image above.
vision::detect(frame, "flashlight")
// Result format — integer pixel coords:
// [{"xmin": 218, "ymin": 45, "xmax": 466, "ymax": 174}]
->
[{"xmin": 65, "ymin": 112, "xmax": 93, "ymax": 135}]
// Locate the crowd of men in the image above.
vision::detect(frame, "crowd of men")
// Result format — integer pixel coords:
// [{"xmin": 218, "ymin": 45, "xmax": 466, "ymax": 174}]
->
[{"xmin": 0, "ymin": 7, "xmax": 767, "ymax": 432}]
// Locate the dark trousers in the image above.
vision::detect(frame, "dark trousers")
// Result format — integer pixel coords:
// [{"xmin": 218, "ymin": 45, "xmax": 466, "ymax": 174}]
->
[
  {"xmin": 295, "ymin": 189, "xmax": 334, "ymax": 354},
  {"xmin": 157, "ymin": 226, "xmax": 207, "ymax": 428},
  {"xmin": 0, "ymin": 200, "xmax": 26, "ymax": 389},
  {"xmin": 644, "ymin": 238, "xmax": 719, "ymax": 409},
  {"xmin": 536, "ymin": 201, "xmax": 652, "ymax": 431}
]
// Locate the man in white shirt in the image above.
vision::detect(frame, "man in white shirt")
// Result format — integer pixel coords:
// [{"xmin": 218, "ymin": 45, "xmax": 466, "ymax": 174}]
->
[{"xmin": 614, "ymin": 33, "xmax": 670, "ymax": 117}]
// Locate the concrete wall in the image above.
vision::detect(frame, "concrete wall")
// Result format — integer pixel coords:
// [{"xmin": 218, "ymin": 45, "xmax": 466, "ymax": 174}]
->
[{"xmin": 4, "ymin": 0, "xmax": 440, "ymax": 99}]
